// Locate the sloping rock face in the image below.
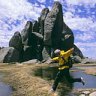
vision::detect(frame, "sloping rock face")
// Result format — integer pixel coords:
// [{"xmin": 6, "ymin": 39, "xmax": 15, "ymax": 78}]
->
[
  {"xmin": 0, "ymin": 47, "xmax": 19, "ymax": 63},
  {"xmin": 9, "ymin": 31, "xmax": 24, "ymax": 62},
  {"xmin": 42, "ymin": 2, "xmax": 74, "ymax": 60},
  {"xmin": 39, "ymin": 8, "xmax": 49, "ymax": 36},
  {"xmin": 9, "ymin": 31, "xmax": 23, "ymax": 51},
  {"xmin": 23, "ymin": 46, "xmax": 36, "ymax": 61},
  {"xmin": 32, "ymin": 20, "xmax": 39, "ymax": 32},
  {"xmin": 42, "ymin": 2, "xmax": 64, "ymax": 60},
  {"xmin": 60, "ymin": 23, "xmax": 74, "ymax": 51},
  {"xmin": 21, "ymin": 21, "xmax": 33, "ymax": 46},
  {"xmin": 21, "ymin": 21, "xmax": 43, "ymax": 61},
  {"xmin": 44, "ymin": 2, "xmax": 63, "ymax": 47},
  {"xmin": 23, "ymin": 32, "xmax": 43, "ymax": 61},
  {"xmin": 73, "ymin": 44, "xmax": 84, "ymax": 58}
]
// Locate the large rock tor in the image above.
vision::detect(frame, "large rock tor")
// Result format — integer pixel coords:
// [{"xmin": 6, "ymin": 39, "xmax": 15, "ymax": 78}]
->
[
  {"xmin": 21, "ymin": 21, "xmax": 33, "ymax": 46},
  {"xmin": 44, "ymin": 1, "xmax": 63, "ymax": 47},
  {"xmin": 0, "ymin": 47, "xmax": 19, "ymax": 63}
]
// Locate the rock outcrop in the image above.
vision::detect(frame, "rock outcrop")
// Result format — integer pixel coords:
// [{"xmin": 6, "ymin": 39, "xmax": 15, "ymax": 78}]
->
[
  {"xmin": 9, "ymin": 31, "xmax": 24, "ymax": 62},
  {"xmin": 61, "ymin": 23, "xmax": 74, "ymax": 51},
  {"xmin": 0, "ymin": 1, "xmax": 84, "ymax": 63},
  {"xmin": 32, "ymin": 20, "xmax": 39, "ymax": 32},
  {"xmin": 0, "ymin": 47, "xmax": 19, "ymax": 63},
  {"xmin": 39, "ymin": 8, "xmax": 49, "ymax": 36},
  {"xmin": 44, "ymin": 2, "xmax": 63, "ymax": 47},
  {"xmin": 42, "ymin": 2, "xmax": 75, "ymax": 60},
  {"xmin": 9, "ymin": 31, "xmax": 23, "ymax": 50},
  {"xmin": 42, "ymin": 2, "xmax": 64, "ymax": 60},
  {"xmin": 73, "ymin": 44, "xmax": 84, "ymax": 58},
  {"xmin": 21, "ymin": 21, "xmax": 33, "ymax": 46}
]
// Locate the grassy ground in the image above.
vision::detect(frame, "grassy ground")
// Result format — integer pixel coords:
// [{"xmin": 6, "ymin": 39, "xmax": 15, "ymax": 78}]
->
[
  {"xmin": 0, "ymin": 63, "xmax": 53, "ymax": 96},
  {"xmin": 0, "ymin": 63, "xmax": 96, "ymax": 96},
  {"xmin": 74, "ymin": 64, "xmax": 96, "ymax": 75},
  {"xmin": 84, "ymin": 68, "xmax": 96, "ymax": 76}
]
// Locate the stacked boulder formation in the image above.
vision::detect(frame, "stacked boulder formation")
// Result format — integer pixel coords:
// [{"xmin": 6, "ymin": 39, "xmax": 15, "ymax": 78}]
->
[{"xmin": 0, "ymin": 2, "xmax": 84, "ymax": 63}]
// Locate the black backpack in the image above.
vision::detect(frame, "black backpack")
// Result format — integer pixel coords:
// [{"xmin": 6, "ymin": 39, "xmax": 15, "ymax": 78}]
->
[
  {"xmin": 67, "ymin": 56, "xmax": 73, "ymax": 68},
  {"xmin": 61, "ymin": 56, "xmax": 73, "ymax": 68}
]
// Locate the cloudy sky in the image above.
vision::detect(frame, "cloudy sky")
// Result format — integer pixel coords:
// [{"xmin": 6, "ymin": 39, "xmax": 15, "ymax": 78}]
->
[{"xmin": 0, "ymin": 0, "xmax": 96, "ymax": 59}]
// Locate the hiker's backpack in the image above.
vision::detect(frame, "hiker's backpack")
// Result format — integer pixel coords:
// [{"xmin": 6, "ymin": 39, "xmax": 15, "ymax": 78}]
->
[
  {"xmin": 67, "ymin": 56, "xmax": 73, "ymax": 68},
  {"xmin": 61, "ymin": 56, "xmax": 74, "ymax": 68}
]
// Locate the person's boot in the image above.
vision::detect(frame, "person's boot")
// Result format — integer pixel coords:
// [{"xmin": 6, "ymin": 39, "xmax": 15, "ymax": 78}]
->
[
  {"xmin": 49, "ymin": 87, "xmax": 55, "ymax": 93},
  {"xmin": 49, "ymin": 88, "xmax": 57, "ymax": 96},
  {"xmin": 81, "ymin": 77, "xmax": 85, "ymax": 85}
]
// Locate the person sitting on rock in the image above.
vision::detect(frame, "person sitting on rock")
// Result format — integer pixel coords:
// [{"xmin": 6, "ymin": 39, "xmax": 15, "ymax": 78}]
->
[{"xmin": 50, "ymin": 48, "xmax": 85, "ymax": 93}]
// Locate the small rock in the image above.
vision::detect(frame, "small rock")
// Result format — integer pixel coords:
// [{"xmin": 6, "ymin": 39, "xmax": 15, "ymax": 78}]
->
[
  {"xmin": 22, "ymin": 59, "xmax": 39, "ymax": 64},
  {"xmin": 89, "ymin": 91, "xmax": 96, "ymax": 96},
  {"xmin": 82, "ymin": 91, "xmax": 90, "ymax": 95},
  {"xmin": 79, "ymin": 94, "xmax": 85, "ymax": 96}
]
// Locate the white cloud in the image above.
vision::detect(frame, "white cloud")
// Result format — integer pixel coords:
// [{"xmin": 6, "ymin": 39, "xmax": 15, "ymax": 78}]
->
[
  {"xmin": 0, "ymin": 0, "xmax": 44, "ymax": 47},
  {"xmin": 65, "ymin": 0, "xmax": 96, "ymax": 6},
  {"xmin": 76, "ymin": 42, "xmax": 96, "ymax": 47},
  {"xmin": 75, "ymin": 32, "xmax": 96, "ymax": 41},
  {"xmin": 64, "ymin": 12, "xmax": 74, "ymax": 19},
  {"xmin": 63, "ymin": 0, "xmax": 96, "ymax": 58},
  {"xmin": 83, "ymin": 47, "xmax": 96, "ymax": 59},
  {"xmin": 64, "ymin": 16, "xmax": 95, "ymax": 32},
  {"xmin": 64, "ymin": 14, "xmax": 96, "ymax": 41},
  {"xmin": 37, "ymin": 0, "xmax": 46, "ymax": 3},
  {"xmin": 0, "ymin": 0, "xmax": 42, "ymax": 26},
  {"xmin": 54, "ymin": 0, "xmax": 61, "ymax": 1},
  {"xmin": 75, "ymin": 42, "xmax": 96, "ymax": 59},
  {"xmin": 0, "ymin": 22, "xmax": 25, "ymax": 47}
]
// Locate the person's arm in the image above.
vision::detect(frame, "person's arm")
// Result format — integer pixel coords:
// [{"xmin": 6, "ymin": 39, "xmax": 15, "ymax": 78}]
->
[
  {"xmin": 64, "ymin": 48, "xmax": 74, "ymax": 57},
  {"xmin": 52, "ymin": 57, "xmax": 59, "ymax": 61},
  {"xmin": 45, "ymin": 57, "xmax": 59, "ymax": 64}
]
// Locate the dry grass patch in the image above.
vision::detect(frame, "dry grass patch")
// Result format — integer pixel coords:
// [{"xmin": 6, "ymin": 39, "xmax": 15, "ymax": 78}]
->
[
  {"xmin": 84, "ymin": 68, "xmax": 96, "ymax": 76},
  {"xmin": 0, "ymin": 63, "xmax": 53, "ymax": 96}
]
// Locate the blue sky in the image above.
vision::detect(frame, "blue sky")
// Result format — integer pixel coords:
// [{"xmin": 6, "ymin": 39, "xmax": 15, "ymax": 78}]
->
[{"xmin": 0, "ymin": 0, "xmax": 96, "ymax": 59}]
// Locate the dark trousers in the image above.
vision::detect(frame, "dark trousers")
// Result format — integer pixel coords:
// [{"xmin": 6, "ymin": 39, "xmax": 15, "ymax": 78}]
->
[{"xmin": 52, "ymin": 68, "xmax": 81, "ymax": 91}]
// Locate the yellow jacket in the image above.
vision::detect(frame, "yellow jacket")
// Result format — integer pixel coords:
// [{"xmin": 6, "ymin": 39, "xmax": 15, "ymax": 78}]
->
[{"xmin": 52, "ymin": 49, "xmax": 73, "ymax": 70}]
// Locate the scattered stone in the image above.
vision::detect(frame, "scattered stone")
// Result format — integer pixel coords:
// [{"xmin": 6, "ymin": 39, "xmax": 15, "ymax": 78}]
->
[
  {"xmin": 79, "ymin": 94, "xmax": 86, "ymax": 96},
  {"xmin": 81, "ymin": 58, "xmax": 96, "ymax": 64},
  {"xmin": 82, "ymin": 91, "xmax": 90, "ymax": 95},
  {"xmin": 22, "ymin": 59, "xmax": 39, "ymax": 64},
  {"xmin": 89, "ymin": 91, "xmax": 96, "ymax": 96},
  {"xmin": 44, "ymin": 58, "xmax": 52, "ymax": 64},
  {"xmin": 73, "ymin": 56, "xmax": 82, "ymax": 63}
]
